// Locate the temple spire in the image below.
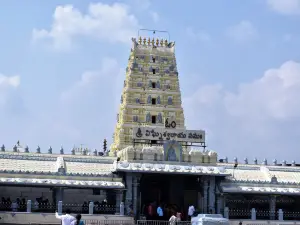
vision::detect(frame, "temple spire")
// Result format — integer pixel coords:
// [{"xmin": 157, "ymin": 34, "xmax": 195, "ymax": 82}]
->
[{"xmin": 110, "ymin": 34, "xmax": 184, "ymax": 153}]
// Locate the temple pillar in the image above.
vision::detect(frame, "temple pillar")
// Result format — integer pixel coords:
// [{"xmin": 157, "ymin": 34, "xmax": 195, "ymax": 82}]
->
[
  {"xmin": 216, "ymin": 193, "xmax": 224, "ymax": 214},
  {"xmin": 202, "ymin": 179, "xmax": 209, "ymax": 213},
  {"xmin": 125, "ymin": 173, "xmax": 133, "ymax": 214},
  {"xmin": 269, "ymin": 195, "xmax": 276, "ymax": 220},
  {"xmin": 133, "ymin": 174, "xmax": 141, "ymax": 219},
  {"xmin": 115, "ymin": 190, "xmax": 124, "ymax": 214},
  {"xmin": 215, "ymin": 181, "xmax": 224, "ymax": 214},
  {"xmin": 197, "ymin": 191, "xmax": 202, "ymax": 212},
  {"xmin": 208, "ymin": 176, "xmax": 216, "ymax": 213},
  {"xmin": 53, "ymin": 187, "xmax": 64, "ymax": 203}
]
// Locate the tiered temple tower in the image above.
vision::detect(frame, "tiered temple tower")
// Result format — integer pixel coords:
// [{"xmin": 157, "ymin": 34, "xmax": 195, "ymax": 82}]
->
[{"xmin": 110, "ymin": 36, "xmax": 185, "ymax": 153}]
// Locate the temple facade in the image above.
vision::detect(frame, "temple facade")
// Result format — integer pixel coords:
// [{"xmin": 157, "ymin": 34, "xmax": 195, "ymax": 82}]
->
[{"xmin": 0, "ymin": 34, "xmax": 300, "ymax": 221}]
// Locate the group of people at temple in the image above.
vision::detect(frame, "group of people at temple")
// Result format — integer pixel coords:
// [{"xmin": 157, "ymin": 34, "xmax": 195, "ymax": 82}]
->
[
  {"xmin": 143, "ymin": 202, "xmax": 196, "ymax": 222},
  {"xmin": 0, "ymin": 197, "xmax": 27, "ymax": 212},
  {"xmin": 0, "ymin": 196, "xmax": 53, "ymax": 212}
]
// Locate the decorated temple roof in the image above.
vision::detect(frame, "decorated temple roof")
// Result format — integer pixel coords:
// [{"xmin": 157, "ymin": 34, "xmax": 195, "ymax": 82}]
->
[
  {"xmin": 0, "ymin": 151, "xmax": 117, "ymax": 177},
  {"xmin": 219, "ymin": 162, "xmax": 300, "ymax": 184},
  {"xmin": 0, "ymin": 151, "xmax": 125, "ymax": 188},
  {"xmin": 219, "ymin": 162, "xmax": 300, "ymax": 194},
  {"xmin": 0, "ymin": 177, "xmax": 124, "ymax": 189},
  {"xmin": 115, "ymin": 161, "xmax": 230, "ymax": 176},
  {"xmin": 221, "ymin": 183, "xmax": 300, "ymax": 195}
]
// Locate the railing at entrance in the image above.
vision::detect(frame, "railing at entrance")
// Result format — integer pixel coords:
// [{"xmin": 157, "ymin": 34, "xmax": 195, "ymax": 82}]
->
[
  {"xmin": 0, "ymin": 201, "xmax": 120, "ymax": 215},
  {"xmin": 85, "ymin": 220, "xmax": 135, "ymax": 225},
  {"xmin": 137, "ymin": 221, "xmax": 192, "ymax": 225},
  {"xmin": 230, "ymin": 221, "xmax": 300, "ymax": 225},
  {"xmin": 226, "ymin": 207, "xmax": 300, "ymax": 221}
]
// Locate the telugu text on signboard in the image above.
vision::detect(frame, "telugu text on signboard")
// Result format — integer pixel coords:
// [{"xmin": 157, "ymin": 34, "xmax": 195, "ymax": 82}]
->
[{"xmin": 133, "ymin": 127, "xmax": 205, "ymax": 143}]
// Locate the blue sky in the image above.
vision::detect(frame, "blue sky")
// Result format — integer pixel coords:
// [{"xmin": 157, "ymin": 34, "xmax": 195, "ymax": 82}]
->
[{"xmin": 1, "ymin": 0, "xmax": 300, "ymax": 163}]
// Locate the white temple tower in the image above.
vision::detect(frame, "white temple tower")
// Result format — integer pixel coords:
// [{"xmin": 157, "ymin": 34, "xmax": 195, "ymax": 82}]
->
[{"xmin": 110, "ymin": 36, "xmax": 185, "ymax": 153}]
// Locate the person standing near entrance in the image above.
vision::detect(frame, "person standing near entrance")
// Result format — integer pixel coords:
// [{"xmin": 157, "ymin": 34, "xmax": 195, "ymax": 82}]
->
[
  {"xmin": 188, "ymin": 205, "xmax": 195, "ymax": 221},
  {"xmin": 70, "ymin": 214, "xmax": 84, "ymax": 225},
  {"xmin": 147, "ymin": 203, "xmax": 154, "ymax": 220},
  {"xmin": 157, "ymin": 204, "xmax": 164, "ymax": 220},
  {"xmin": 169, "ymin": 212, "xmax": 177, "ymax": 225},
  {"xmin": 55, "ymin": 209, "xmax": 75, "ymax": 225}
]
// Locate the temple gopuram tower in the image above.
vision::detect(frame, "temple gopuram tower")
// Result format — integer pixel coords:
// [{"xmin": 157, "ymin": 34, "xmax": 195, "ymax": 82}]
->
[{"xmin": 110, "ymin": 35, "xmax": 185, "ymax": 153}]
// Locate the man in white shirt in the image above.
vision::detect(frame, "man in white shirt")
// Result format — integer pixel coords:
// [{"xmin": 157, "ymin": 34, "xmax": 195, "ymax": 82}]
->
[
  {"xmin": 188, "ymin": 205, "xmax": 195, "ymax": 220},
  {"xmin": 55, "ymin": 209, "xmax": 75, "ymax": 225}
]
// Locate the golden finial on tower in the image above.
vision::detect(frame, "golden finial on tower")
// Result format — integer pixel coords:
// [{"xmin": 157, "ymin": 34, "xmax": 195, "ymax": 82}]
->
[
  {"xmin": 138, "ymin": 37, "xmax": 142, "ymax": 44},
  {"xmin": 151, "ymin": 38, "xmax": 155, "ymax": 46},
  {"xmin": 164, "ymin": 39, "xmax": 168, "ymax": 46},
  {"xmin": 143, "ymin": 37, "xmax": 146, "ymax": 45},
  {"xmin": 160, "ymin": 39, "xmax": 164, "ymax": 46},
  {"xmin": 156, "ymin": 38, "xmax": 159, "ymax": 46},
  {"xmin": 147, "ymin": 38, "xmax": 151, "ymax": 45}
]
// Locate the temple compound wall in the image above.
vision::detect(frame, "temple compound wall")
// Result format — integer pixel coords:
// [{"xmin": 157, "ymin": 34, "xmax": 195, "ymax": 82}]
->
[{"xmin": 0, "ymin": 144, "xmax": 300, "ymax": 221}]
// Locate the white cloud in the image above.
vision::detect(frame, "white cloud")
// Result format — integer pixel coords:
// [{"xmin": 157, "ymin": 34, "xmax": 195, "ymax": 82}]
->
[
  {"xmin": 0, "ymin": 58, "xmax": 124, "ymax": 153},
  {"xmin": 186, "ymin": 27, "xmax": 211, "ymax": 42},
  {"xmin": 127, "ymin": 0, "xmax": 160, "ymax": 23},
  {"xmin": 184, "ymin": 61, "xmax": 300, "ymax": 162},
  {"xmin": 61, "ymin": 57, "xmax": 123, "ymax": 102},
  {"xmin": 57, "ymin": 57, "xmax": 124, "ymax": 150},
  {"xmin": 267, "ymin": 0, "xmax": 300, "ymax": 15},
  {"xmin": 0, "ymin": 74, "xmax": 20, "ymax": 106},
  {"xmin": 32, "ymin": 3, "xmax": 140, "ymax": 50},
  {"xmin": 226, "ymin": 20, "xmax": 258, "ymax": 43},
  {"xmin": 0, "ymin": 74, "xmax": 20, "ymax": 88}
]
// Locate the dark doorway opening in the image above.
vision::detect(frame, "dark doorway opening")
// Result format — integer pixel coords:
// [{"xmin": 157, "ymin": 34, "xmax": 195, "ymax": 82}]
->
[
  {"xmin": 151, "ymin": 140, "xmax": 157, "ymax": 145},
  {"xmin": 152, "ymin": 98, "xmax": 156, "ymax": 105},
  {"xmin": 152, "ymin": 82, "xmax": 156, "ymax": 88},
  {"xmin": 151, "ymin": 115, "xmax": 156, "ymax": 124},
  {"xmin": 140, "ymin": 174, "xmax": 199, "ymax": 220}
]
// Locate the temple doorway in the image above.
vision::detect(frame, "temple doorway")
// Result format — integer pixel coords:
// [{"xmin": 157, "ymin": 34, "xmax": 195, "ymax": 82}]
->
[{"xmin": 140, "ymin": 174, "xmax": 199, "ymax": 219}]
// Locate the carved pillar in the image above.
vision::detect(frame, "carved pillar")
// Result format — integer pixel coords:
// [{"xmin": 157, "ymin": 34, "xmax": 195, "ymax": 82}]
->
[
  {"xmin": 270, "ymin": 195, "xmax": 276, "ymax": 220},
  {"xmin": 53, "ymin": 187, "xmax": 64, "ymax": 203},
  {"xmin": 203, "ymin": 179, "xmax": 208, "ymax": 213},
  {"xmin": 197, "ymin": 191, "xmax": 202, "ymax": 212},
  {"xmin": 125, "ymin": 173, "xmax": 133, "ymax": 214},
  {"xmin": 215, "ymin": 181, "xmax": 224, "ymax": 214},
  {"xmin": 216, "ymin": 192, "xmax": 224, "ymax": 214},
  {"xmin": 115, "ymin": 190, "xmax": 124, "ymax": 214},
  {"xmin": 197, "ymin": 177, "xmax": 203, "ymax": 212},
  {"xmin": 133, "ymin": 175, "xmax": 141, "ymax": 219},
  {"xmin": 208, "ymin": 176, "xmax": 216, "ymax": 213},
  {"xmin": 223, "ymin": 194, "xmax": 228, "ymax": 216}
]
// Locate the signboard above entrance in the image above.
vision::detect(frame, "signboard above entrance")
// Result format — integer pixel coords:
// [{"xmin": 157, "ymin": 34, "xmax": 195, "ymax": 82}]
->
[{"xmin": 133, "ymin": 127, "xmax": 205, "ymax": 143}]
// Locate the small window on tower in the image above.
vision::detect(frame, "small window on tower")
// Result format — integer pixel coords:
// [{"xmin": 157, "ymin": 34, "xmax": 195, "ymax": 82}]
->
[
  {"xmin": 152, "ymin": 98, "xmax": 156, "ymax": 105},
  {"xmin": 152, "ymin": 82, "xmax": 156, "ymax": 88},
  {"xmin": 152, "ymin": 57, "xmax": 155, "ymax": 63},
  {"xmin": 151, "ymin": 140, "xmax": 157, "ymax": 145},
  {"xmin": 152, "ymin": 69, "xmax": 156, "ymax": 74},
  {"xmin": 151, "ymin": 115, "xmax": 156, "ymax": 124}
]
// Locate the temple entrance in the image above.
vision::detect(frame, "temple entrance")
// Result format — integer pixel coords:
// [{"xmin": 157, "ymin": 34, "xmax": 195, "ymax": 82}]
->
[{"xmin": 140, "ymin": 173, "xmax": 199, "ymax": 220}]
